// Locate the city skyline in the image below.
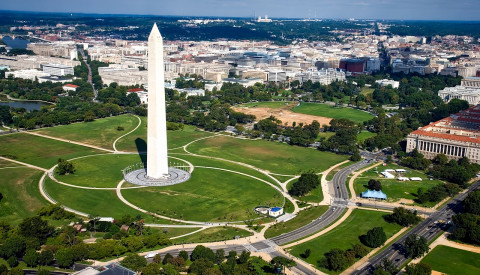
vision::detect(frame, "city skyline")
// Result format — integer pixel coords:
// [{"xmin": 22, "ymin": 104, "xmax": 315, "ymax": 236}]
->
[{"xmin": 2, "ymin": 0, "xmax": 480, "ymax": 21}]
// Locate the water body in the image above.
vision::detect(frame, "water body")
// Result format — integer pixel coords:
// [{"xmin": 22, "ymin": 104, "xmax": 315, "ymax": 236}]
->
[
  {"xmin": 0, "ymin": 100, "xmax": 48, "ymax": 111},
  {"xmin": 2, "ymin": 36, "xmax": 30, "ymax": 49}
]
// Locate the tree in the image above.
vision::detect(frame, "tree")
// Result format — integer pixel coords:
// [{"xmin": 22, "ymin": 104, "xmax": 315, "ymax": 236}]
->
[
  {"xmin": 23, "ymin": 249, "xmax": 39, "ymax": 267},
  {"xmin": 386, "ymin": 207, "xmax": 421, "ymax": 227},
  {"xmin": 7, "ymin": 256, "xmax": 18, "ymax": 267},
  {"xmin": 433, "ymin": 154, "xmax": 448, "ymax": 165},
  {"xmin": 321, "ymin": 249, "xmax": 350, "ymax": 272},
  {"xmin": 464, "ymin": 191, "xmax": 480, "ymax": 215},
  {"xmin": 189, "ymin": 258, "xmax": 214, "ymax": 275},
  {"xmin": 289, "ymin": 173, "xmax": 320, "ymax": 197},
  {"xmin": 0, "ymin": 234, "xmax": 25, "ymax": 258},
  {"xmin": 38, "ymin": 250, "xmax": 54, "ymax": 266},
  {"xmin": 361, "ymin": 227, "xmax": 387, "ymax": 248},
  {"xmin": 351, "ymin": 149, "xmax": 362, "ymax": 161},
  {"xmin": 405, "ymin": 262, "xmax": 432, "ymax": 275},
  {"xmin": 121, "ymin": 253, "xmax": 147, "ymax": 271},
  {"xmin": 162, "ymin": 253, "xmax": 174, "ymax": 265},
  {"xmin": 57, "ymin": 158, "xmax": 76, "ymax": 175},
  {"xmin": 353, "ymin": 244, "xmax": 368, "ymax": 258},
  {"xmin": 55, "ymin": 248, "xmax": 74, "ymax": 268},
  {"xmin": 141, "ymin": 263, "xmax": 162, "ymax": 275},
  {"xmin": 271, "ymin": 256, "xmax": 296, "ymax": 274},
  {"xmin": 179, "ymin": 250, "xmax": 189, "ymax": 261},
  {"xmin": 214, "ymin": 249, "xmax": 225, "ymax": 264},
  {"xmin": 404, "ymin": 234, "xmax": 430, "ymax": 259},
  {"xmin": 19, "ymin": 216, "xmax": 54, "ymax": 244},
  {"xmin": 367, "ymin": 179, "xmax": 382, "ymax": 191},
  {"xmin": 191, "ymin": 245, "xmax": 215, "ymax": 262},
  {"xmin": 376, "ymin": 258, "xmax": 399, "ymax": 275}
]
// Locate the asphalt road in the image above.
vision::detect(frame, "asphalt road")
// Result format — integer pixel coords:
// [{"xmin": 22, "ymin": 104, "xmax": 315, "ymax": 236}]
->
[{"xmin": 353, "ymin": 180, "xmax": 480, "ymax": 275}]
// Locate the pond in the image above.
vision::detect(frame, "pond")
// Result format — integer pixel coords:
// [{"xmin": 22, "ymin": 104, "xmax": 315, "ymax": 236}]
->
[
  {"xmin": 2, "ymin": 36, "xmax": 30, "ymax": 49},
  {"xmin": 0, "ymin": 100, "xmax": 49, "ymax": 111}
]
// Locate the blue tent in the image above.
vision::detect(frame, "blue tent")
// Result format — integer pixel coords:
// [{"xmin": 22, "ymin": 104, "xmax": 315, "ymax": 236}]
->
[{"xmin": 361, "ymin": 189, "xmax": 387, "ymax": 200}]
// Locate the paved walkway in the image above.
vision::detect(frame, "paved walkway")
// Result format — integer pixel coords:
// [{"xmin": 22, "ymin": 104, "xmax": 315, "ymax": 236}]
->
[
  {"xmin": 0, "ymin": 156, "xmax": 47, "ymax": 171},
  {"xmin": 112, "ymin": 115, "xmax": 141, "ymax": 152}
]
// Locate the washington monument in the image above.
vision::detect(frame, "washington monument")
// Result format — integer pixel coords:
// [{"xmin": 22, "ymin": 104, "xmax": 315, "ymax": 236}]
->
[{"xmin": 147, "ymin": 23, "xmax": 169, "ymax": 179}]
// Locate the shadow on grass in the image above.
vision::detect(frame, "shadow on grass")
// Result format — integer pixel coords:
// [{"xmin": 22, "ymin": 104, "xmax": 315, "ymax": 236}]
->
[{"xmin": 135, "ymin": 138, "xmax": 147, "ymax": 168}]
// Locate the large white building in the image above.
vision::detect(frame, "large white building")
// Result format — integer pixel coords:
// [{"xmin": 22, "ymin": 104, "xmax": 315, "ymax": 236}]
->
[
  {"xmin": 438, "ymin": 77, "xmax": 480, "ymax": 105},
  {"xmin": 42, "ymin": 63, "xmax": 74, "ymax": 76},
  {"xmin": 406, "ymin": 105, "xmax": 480, "ymax": 164},
  {"xmin": 294, "ymin": 68, "xmax": 346, "ymax": 85}
]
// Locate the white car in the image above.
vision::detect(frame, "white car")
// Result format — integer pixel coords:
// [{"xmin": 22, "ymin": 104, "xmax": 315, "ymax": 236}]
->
[{"xmin": 145, "ymin": 252, "xmax": 158, "ymax": 258}]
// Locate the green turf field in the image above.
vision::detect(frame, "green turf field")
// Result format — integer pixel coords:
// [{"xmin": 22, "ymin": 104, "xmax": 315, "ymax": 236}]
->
[
  {"xmin": 187, "ymin": 135, "xmax": 349, "ymax": 175},
  {"xmin": 357, "ymin": 131, "xmax": 377, "ymax": 142},
  {"xmin": 238, "ymin": 101, "xmax": 293, "ymax": 108},
  {"xmin": 121, "ymin": 167, "xmax": 284, "ymax": 222},
  {"xmin": 34, "ymin": 114, "xmax": 139, "ymax": 150},
  {"xmin": 289, "ymin": 209, "xmax": 402, "ymax": 274},
  {"xmin": 0, "ymin": 133, "xmax": 103, "ymax": 169},
  {"xmin": 264, "ymin": 206, "xmax": 329, "ymax": 238},
  {"xmin": 173, "ymin": 226, "xmax": 252, "ymax": 244},
  {"xmin": 43, "ymin": 176, "xmax": 166, "ymax": 224},
  {"xmin": 114, "ymin": 116, "xmax": 213, "ymax": 152},
  {"xmin": 0, "ymin": 167, "xmax": 49, "ymax": 225},
  {"xmin": 292, "ymin": 103, "xmax": 374, "ymax": 124},
  {"xmin": 354, "ymin": 163, "xmax": 443, "ymax": 206},
  {"xmin": 421, "ymin": 245, "xmax": 480, "ymax": 275}
]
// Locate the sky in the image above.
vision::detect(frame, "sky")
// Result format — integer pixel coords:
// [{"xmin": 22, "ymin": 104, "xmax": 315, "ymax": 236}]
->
[{"xmin": 2, "ymin": 0, "xmax": 480, "ymax": 21}]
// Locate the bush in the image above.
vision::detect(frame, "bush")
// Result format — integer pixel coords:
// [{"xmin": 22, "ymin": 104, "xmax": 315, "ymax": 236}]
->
[
  {"xmin": 7, "ymin": 255, "xmax": 18, "ymax": 267},
  {"xmin": 56, "ymin": 158, "xmax": 75, "ymax": 175},
  {"xmin": 56, "ymin": 248, "xmax": 74, "ymax": 268},
  {"xmin": 23, "ymin": 249, "xmax": 39, "ymax": 267},
  {"xmin": 121, "ymin": 253, "xmax": 147, "ymax": 271}
]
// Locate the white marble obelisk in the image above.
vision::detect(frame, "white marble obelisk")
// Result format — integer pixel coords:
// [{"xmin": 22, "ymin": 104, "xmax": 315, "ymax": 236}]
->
[{"xmin": 147, "ymin": 23, "xmax": 169, "ymax": 179}]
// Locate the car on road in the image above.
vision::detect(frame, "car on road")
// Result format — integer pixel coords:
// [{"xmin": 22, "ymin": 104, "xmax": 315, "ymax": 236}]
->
[{"xmin": 145, "ymin": 252, "xmax": 158, "ymax": 258}]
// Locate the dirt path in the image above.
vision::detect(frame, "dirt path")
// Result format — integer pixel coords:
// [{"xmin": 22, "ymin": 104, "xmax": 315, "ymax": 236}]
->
[
  {"xmin": 24, "ymin": 131, "xmax": 114, "ymax": 153},
  {"xmin": 233, "ymin": 106, "xmax": 331, "ymax": 126},
  {"xmin": 0, "ymin": 156, "xmax": 47, "ymax": 171},
  {"xmin": 112, "ymin": 115, "xmax": 142, "ymax": 152}
]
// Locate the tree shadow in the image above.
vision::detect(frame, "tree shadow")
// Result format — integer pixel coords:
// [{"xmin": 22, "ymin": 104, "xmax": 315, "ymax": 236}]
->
[{"xmin": 135, "ymin": 138, "xmax": 147, "ymax": 168}]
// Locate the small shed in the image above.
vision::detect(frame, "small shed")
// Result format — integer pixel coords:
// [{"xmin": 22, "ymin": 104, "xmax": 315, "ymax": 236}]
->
[
  {"xmin": 269, "ymin": 207, "xmax": 284, "ymax": 217},
  {"xmin": 395, "ymin": 169, "xmax": 407, "ymax": 173},
  {"xmin": 410, "ymin": 177, "xmax": 422, "ymax": 181},
  {"xmin": 120, "ymin": 225, "xmax": 130, "ymax": 232},
  {"xmin": 384, "ymin": 169, "xmax": 395, "ymax": 173}
]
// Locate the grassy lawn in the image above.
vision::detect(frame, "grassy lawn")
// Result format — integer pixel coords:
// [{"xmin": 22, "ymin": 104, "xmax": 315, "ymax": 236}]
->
[
  {"xmin": 264, "ymin": 206, "xmax": 329, "ymax": 238},
  {"xmin": 238, "ymin": 101, "xmax": 293, "ymax": 108},
  {"xmin": 421, "ymin": 245, "xmax": 480, "ymax": 275},
  {"xmin": 357, "ymin": 131, "xmax": 376, "ymax": 142},
  {"xmin": 354, "ymin": 163, "xmax": 443, "ymax": 206},
  {"xmin": 292, "ymin": 103, "xmax": 374, "ymax": 124},
  {"xmin": 173, "ymin": 226, "xmax": 252, "ymax": 244},
  {"xmin": 360, "ymin": 87, "xmax": 374, "ymax": 96},
  {"xmin": 187, "ymin": 135, "xmax": 349, "ymax": 175},
  {"xmin": 115, "ymin": 117, "xmax": 213, "ymax": 152},
  {"xmin": 286, "ymin": 178, "xmax": 324, "ymax": 203},
  {"xmin": 0, "ymin": 133, "xmax": 102, "ymax": 169},
  {"xmin": 43, "ymin": 176, "xmax": 165, "ymax": 224},
  {"xmin": 288, "ymin": 209, "xmax": 402, "ymax": 274},
  {"xmin": 317, "ymin": 131, "xmax": 335, "ymax": 141},
  {"xmin": 34, "ymin": 114, "xmax": 139, "ymax": 150},
  {"xmin": 121, "ymin": 167, "xmax": 283, "ymax": 222},
  {"xmin": 0, "ymin": 167, "xmax": 49, "ymax": 225}
]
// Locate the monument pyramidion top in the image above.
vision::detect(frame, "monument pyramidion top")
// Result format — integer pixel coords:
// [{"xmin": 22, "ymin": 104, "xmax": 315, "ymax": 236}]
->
[{"xmin": 149, "ymin": 23, "xmax": 163, "ymax": 41}]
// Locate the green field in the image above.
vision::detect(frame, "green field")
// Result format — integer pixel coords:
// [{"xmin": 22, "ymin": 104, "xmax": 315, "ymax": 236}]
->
[
  {"xmin": 357, "ymin": 131, "xmax": 377, "ymax": 142},
  {"xmin": 354, "ymin": 163, "xmax": 443, "ymax": 206},
  {"xmin": 0, "ymin": 133, "xmax": 102, "ymax": 169},
  {"xmin": 421, "ymin": 245, "xmax": 480, "ymax": 275},
  {"xmin": 121, "ymin": 167, "xmax": 283, "ymax": 222},
  {"xmin": 173, "ymin": 226, "xmax": 252, "ymax": 244},
  {"xmin": 43, "ymin": 177, "xmax": 165, "ymax": 224},
  {"xmin": 115, "ymin": 116, "xmax": 213, "ymax": 152},
  {"xmin": 292, "ymin": 103, "xmax": 374, "ymax": 124},
  {"xmin": 34, "ymin": 115, "xmax": 139, "ymax": 150},
  {"xmin": 264, "ymin": 206, "xmax": 329, "ymax": 238},
  {"xmin": 238, "ymin": 101, "xmax": 293, "ymax": 108},
  {"xmin": 289, "ymin": 209, "xmax": 402, "ymax": 274},
  {"xmin": 286, "ymin": 179, "xmax": 324, "ymax": 203},
  {"xmin": 0, "ymin": 167, "xmax": 49, "ymax": 225},
  {"xmin": 187, "ymin": 135, "xmax": 349, "ymax": 175}
]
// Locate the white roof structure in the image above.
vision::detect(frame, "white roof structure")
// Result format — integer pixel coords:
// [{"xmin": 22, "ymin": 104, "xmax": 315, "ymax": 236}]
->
[
  {"xmin": 381, "ymin": 171, "xmax": 395, "ymax": 179},
  {"xmin": 395, "ymin": 169, "xmax": 407, "ymax": 173},
  {"xmin": 410, "ymin": 177, "xmax": 422, "ymax": 181},
  {"xmin": 384, "ymin": 169, "xmax": 395, "ymax": 172},
  {"xmin": 398, "ymin": 177, "xmax": 409, "ymax": 181}
]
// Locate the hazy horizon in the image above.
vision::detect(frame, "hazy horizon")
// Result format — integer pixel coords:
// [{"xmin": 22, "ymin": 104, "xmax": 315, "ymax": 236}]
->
[{"xmin": 2, "ymin": 0, "xmax": 480, "ymax": 21}]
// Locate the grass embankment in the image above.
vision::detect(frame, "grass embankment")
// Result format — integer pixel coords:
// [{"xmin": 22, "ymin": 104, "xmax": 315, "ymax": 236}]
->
[
  {"xmin": 34, "ymin": 114, "xmax": 139, "ymax": 150},
  {"xmin": 292, "ymin": 102, "xmax": 374, "ymax": 124},
  {"xmin": 173, "ymin": 227, "xmax": 252, "ymax": 244},
  {"xmin": 0, "ymin": 133, "xmax": 102, "ymax": 169},
  {"xmin": 0, "ymin": 167, "xmax": 49, "ymax": 225},
  {"xmin": 187, "ymin": 135, "xmax": 348, "ymax": 175},
  {"xmin": 121, "ymin": 168, "xmax": 283, "ymax": 222},
  {"xmin": 264, "ymin": 206, "xmax": 329, "ymax": 239},
  {"xmin": 288, "ymin": 209, "xmax": 402, "ymax": 274},
  {"xmin": 421, "ymin": 245, "xmax": 480, "ymax": 275},
  {"xmin": 353, "ymin": 163, "xmax": 444, "ymax": 206}
]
